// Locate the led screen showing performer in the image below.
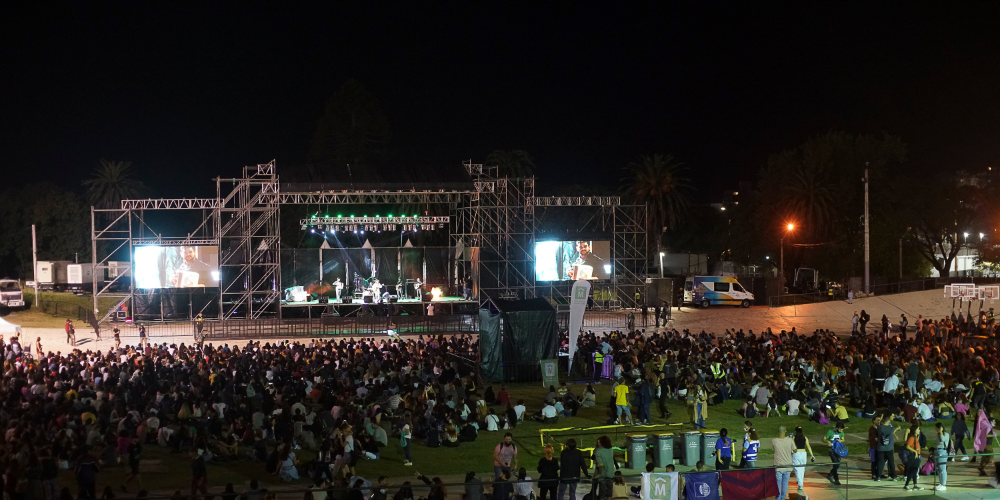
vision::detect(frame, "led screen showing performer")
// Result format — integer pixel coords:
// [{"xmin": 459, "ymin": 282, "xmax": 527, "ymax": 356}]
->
[
  {"xmin": 533, "ymin": 240, "xmax": 611, "ymax": 281},
  {"xmin": 134, "ymin": 246, "xmax": 220, "ymax": 288}
]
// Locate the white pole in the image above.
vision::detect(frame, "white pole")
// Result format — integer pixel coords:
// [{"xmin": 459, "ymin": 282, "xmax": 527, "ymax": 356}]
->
[
  {"xmin": 31, "ymin": 224, "xmax": 38, "ymax": 307},
  {"xmin": 864, "ymin": 164, "xmax": 870, "ymax": 294}
]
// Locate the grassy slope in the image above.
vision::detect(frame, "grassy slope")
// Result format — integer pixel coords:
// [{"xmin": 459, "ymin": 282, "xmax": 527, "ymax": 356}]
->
[
  {"xmin": 0, "ymin": 290, "xmax": 119, "ymax": 327},
  {"xmin": 56, "ymin": 380, "xmax": 940, "ymax": 494}
]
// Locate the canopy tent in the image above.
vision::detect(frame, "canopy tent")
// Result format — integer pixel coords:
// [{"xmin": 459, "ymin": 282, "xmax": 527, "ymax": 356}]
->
[
  {"xmin": 0, "ymin": 317, "xmax": 22, "ymax": 336},
  {"xmin": 480, "ymin": 298, "xmax": 558, "ymax": 382}
]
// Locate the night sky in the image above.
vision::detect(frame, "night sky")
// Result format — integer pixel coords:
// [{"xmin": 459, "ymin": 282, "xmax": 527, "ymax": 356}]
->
[{"xmin": 4, "ymin": 3, "xmax": 1000, "ymax": 200}]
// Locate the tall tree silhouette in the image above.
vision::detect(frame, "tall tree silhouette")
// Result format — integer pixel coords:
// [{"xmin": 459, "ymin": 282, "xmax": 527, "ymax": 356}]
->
[
  {"xmin": 485, "ymin": 149, "xmax": 535, "ymax": 178},
  {"xmin": 308, "ymin": 79, "xmax": 391, "ymax": 166},
  {"xmin": 623, "ymin": 154, "xmax": 693, "ymax": 253},
  {"xmin": 82, "ymin": 159, "xmax": 146, "ymax": 209}
]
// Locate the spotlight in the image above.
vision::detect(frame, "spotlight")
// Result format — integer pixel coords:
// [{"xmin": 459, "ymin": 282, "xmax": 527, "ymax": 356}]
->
[{"xmin": 311, "ymin": 228, "xmax": 315, "ymax": 233}]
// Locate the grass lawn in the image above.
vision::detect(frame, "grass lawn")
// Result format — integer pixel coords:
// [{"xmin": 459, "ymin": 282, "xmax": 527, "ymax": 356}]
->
[
  {"xmin": 58, "ymin": 381, "xmax": 899, "ymax": 495},
  {"xmin": 0, "ymin": 291, "xmax": 119, "ymax": 327}
]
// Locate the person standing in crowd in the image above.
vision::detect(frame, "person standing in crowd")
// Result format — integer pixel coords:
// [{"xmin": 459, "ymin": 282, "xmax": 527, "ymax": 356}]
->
[
  {"xmin": 859, "ymin": 310, "xmax": 870, "ymax": 333},
  {"xmin": 951, "ymin": 413, "xmax": 970, "ymax": 461},
  {"xmin": 714, "ymin": 428, "xmax": 733, "ymax": 470},
  {"xmin": 742, "ymin": 430, "xmax": 760, "ymax": 470},
  {"xmin": 593, "ymin": 436, "xmax": 615, "ymax": 500},
  {"xmin": 401, "ymin": 414, "xmax": 414, "ymax": 466},
  {"xmin": 848, "ymin": 289, "xmax": 854, "ymax": 304},
  {"xmin": 903, "ymin": 423, "xmax": 924, "ymax": 491},
  {"xmin": 494, "ymin": 433, "xmax": 518, "ymax": 480},
  {"xmin": 791, "ymin": 427, "xmax": 815, "ymax": 496},
  {"xmin": 190, "ymin": 450, "xmax": 208, "ymax": 500},
  {"xmin": 113, "ymin": 324, "xmax": 121, "ymax": 349},
  {"xmin": 823, "ymin": 421, "xmax": 845, "ymax": 485},
  {"xmin": 772, "ymin": 426, "xmax": 795, "ymax": 500},
  {"xmin": 613, "ymin": 379, "xmax": 632, "ymax": 425},
  {"xmin": 875, "ymin": 412, "xmax": 899, "ymax": 481},
  {"xmin": 641, "ymin": 303, "xmax": 648, "ymax": 327},
  {"xmin": 934, "ymin": 422, "xmax": 950, "ymax": 491},
  {"xmin": 76, "ymin": 452, "xmax": 99, "ymax": 500},
  {"xmin": 899, "ymin": 314, "xmax": 908, "ymax": 340},
  {"xmin": 558, "ymin": 439, "xmax": 588, "ymax": 500},
  {"xmin": 138, "ymin": 324, "xmax": 147, "ymax": 348},
  {"xmin": 66, "ymin": 319, "xmax": 75, "ymax": 346},
  {"xmin": 654, "ymin": 303, "xmax": 661, "ymax": 328},
  {"xmin": 536, "ymin": 445, "xmax": 559, "ymax": 500}
]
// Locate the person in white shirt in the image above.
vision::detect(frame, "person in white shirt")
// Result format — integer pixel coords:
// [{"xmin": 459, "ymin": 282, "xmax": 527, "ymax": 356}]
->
[
  {"xmin": 513, "ymin": 401, "xmax": 526, "ymax": 421},
  {"xmin": 916, "ymin": 399, "xmax": 935, "ymax": 421},
  {"xmin": 883, "ymin": 371, "xmax": 900, "ymax": 394},
  {"xmin": 539, "ymin": 404, "xmax": 558, "ymax": 423},
  {"xmin": 485, "ymin": 409, "xmax": 501, "ymax": 431}
]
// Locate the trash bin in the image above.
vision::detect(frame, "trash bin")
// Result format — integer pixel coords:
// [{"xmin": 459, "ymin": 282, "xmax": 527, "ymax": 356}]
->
[
  {"xmin": 683, "ymin": 431, "xmax": 701, "ymax": 467},
  {"xmin": 625, "ymin": 434, "xmax": 647, "ymax": 470},
  {"xmin": 653, "ymin": 432, "xmax": 674, "ymax": 467},
  {"xmin": 701, "ymin": 430, "xmax": 720, "ymax": 467}
]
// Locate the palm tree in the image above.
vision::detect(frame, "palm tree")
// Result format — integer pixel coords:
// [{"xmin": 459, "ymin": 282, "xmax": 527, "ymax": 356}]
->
[
  {"xmin": 485, "ymin": 149, "xmax": 535, "ymax": 178},
  {"xmin": 623, "ymin": 154, "xmax": 693, "ymax": 250},
  {"xmin": 82, "ymin": 159, "xmax": 146, "ymax": 209},
  {"xmin": 780, "ymin": 163, "xmax": 837, "ymax": 239}
]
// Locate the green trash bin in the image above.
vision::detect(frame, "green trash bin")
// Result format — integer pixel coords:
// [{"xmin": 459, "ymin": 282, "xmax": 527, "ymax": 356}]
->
[
  {"xmin": 653, "ymin": 432, "xmax": 674, "ymax": 467},
  {"xmin": 625, "ymin": 434, "xmax": 648, "ymax": 470},
  {"xmin": 683, "ymin": 431, "xmax": 701, "ymax": 467},
  {"xmin": 701, "ymin": 430, "xmax": 720, "ymax": 467}
]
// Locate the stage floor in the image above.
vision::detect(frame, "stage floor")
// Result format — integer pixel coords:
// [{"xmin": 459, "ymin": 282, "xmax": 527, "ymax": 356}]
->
[{"xmin": 282, "ymin": 296, "xmax": 474, "ymax": 307}]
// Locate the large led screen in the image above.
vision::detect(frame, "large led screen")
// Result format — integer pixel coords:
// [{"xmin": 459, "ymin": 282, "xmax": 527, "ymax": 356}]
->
[
  {"xmin": 134, "ymin": 246, "xmax": 220, "ymax": 288},
  {"xmin": 534, "ymin": 240, "xmax": 611, "ymax": 281}
]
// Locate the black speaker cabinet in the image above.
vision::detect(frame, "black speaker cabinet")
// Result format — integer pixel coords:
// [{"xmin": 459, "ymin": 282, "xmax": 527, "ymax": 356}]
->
[
  {"xmin": 342, "ymin": 298, "xmax": 352, "ymax": 304},
  {"xmin": 318, "ymin": 296, "xmax": 329, "ymax": 304},
  {"xmin": 389, "ymin": 295, "xmax": 398, "ymax": 303},
  {"xmin": 363, "ymin": 295, "xmax": 374, "ymax": 304}
]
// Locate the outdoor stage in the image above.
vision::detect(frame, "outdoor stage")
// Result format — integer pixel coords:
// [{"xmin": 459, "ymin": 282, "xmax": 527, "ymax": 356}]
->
[{"xmin": 279, "ymin": 295, "xmax": 478, "ymax": 318}]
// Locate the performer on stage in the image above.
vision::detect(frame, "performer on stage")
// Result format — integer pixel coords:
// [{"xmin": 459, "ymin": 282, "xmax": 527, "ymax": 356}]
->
[
  {"xmin": 334, "ymin": 278, "xmax": 343, "ymax": 300},
  {"xmin": 413, "ymin": 279, "xmax": 424, "ymax": 299},
  {"xmin": 396, "ymin": 277, "xmax": 404, "ymax": 298},
  {"xmin": 371, "ymin": 279, "xmax": 383, "ymax": 301}
]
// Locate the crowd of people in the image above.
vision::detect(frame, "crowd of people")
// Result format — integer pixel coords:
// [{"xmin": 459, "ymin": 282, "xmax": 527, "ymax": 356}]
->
[
  {"xmin": 559, "ymin": 315, "xmax": 1000, "ymax": 499},
  {"xmin": 2, "ymin": 303, "xmax": 1000, "ymax": 500},
  {"xmin": 0, "ymin": 331, "xmax": 494, "ymax": 500}
]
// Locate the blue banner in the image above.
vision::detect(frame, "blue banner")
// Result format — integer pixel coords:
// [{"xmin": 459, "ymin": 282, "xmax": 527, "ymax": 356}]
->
[{"xmin": 684, "ymin": 472, "xmax": 719, "ymax": 500}]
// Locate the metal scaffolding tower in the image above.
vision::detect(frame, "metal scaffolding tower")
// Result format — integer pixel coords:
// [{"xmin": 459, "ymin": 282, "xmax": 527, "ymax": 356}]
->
[
  {"xmin": 217, "ymin": 161, "xmax": 281, "ymax": 319},
  {"xmin": 452, "ymin": 161, "xmax": 536, "ymax": 301}
]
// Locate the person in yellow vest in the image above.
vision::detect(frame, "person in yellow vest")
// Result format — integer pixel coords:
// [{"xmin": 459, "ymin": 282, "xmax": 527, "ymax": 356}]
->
[
  {"xmin": 711, "ymin": 360, "xmax": 725, "ymax": 381},
  {"xmin": 594, "ymin": 351, "xmax": 605, "ymax": 382}
]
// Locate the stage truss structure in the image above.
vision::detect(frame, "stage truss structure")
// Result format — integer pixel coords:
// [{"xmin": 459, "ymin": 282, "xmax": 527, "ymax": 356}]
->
[{"xmin": 92, "ymin": 160, "xmax": 649, "ymax": 321}]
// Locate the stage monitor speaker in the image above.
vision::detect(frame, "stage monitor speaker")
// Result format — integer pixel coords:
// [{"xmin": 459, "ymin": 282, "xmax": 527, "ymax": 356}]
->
[
  {"xmin": 116, "ymin": 311, "xmax": 128, "ymax": 320},
  {"xmin": 342, "ymin": 298, "xmax": 352, "ymax": 304},
  {"xmin": 363, "ymin": 295, "xmax": 374, "ymax": 304},
  {"xmin": 389, "ymin": 295, "xmax": 398, "ymax": 303},
  {"xmin": 318, "ymin": 296, "xmax": 329, "ymax": 304}
]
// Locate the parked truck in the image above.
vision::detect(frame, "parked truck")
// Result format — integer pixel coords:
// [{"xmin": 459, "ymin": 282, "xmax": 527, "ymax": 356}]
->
[
  {"xmin": 0, "ymin": 279, "xmax": 25, "ymax": 309},
  {"xmin": 683, "ymin": 275, "xmax": 755, "ymax": 308}
]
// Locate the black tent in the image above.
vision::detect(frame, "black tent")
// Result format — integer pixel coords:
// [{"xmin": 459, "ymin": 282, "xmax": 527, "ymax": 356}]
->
[{"xmin": 479, "ymin": 298, "xmax": 558, "ymax": 382}]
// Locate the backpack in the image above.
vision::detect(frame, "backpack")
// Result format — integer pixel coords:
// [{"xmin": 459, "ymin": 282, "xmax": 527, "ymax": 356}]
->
[
  {"xmin": 919, "ymin": 460, "xmax": 935, "ymax": 476},
  {"xmin": 831, "ymin": 439, "xmax": 848, "ymax": 458},
  {"xmin": 879, "ymin": 428, "xmax": 892, "ymax": 448}
]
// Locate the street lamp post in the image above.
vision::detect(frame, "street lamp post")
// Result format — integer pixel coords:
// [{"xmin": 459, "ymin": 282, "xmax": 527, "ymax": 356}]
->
[{"xmin": 781, "ymin": 223, "xmax": 795, "ymax": 292}]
